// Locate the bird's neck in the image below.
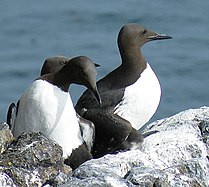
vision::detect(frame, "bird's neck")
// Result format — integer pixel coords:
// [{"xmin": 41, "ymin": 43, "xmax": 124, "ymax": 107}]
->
[
  {"xmin": 53, "ymin": 73, "xmax": 71, "ymax": 92},
  {"xmin": 120, "ymin": 45, "xmax": 147, "ymax": 74},
  {"xmin": 102, "ymin": 45, "xmax": 147, "ymax": 90}
]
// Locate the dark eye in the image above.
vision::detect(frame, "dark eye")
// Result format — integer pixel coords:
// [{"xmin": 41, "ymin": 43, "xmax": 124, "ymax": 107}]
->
[
  {"xmin": 61, "ymin": 61, "xmax": 67, "ymax": 65},
  {"xmin": 142, "ymin": 29, "xmax": 147, "ymax": 35}
]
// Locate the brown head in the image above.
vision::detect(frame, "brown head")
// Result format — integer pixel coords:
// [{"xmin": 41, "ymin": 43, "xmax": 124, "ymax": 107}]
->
[
  {"xmin": 53, "ymin": 56, "xmax": 102, "ymax": 105},
  {"xmin": 40, "ymin": 56, "xmax": 70, "ymax": 76},
  {"xmin": 118, "ymin": 23, "xmax": 172, "ymax": 56}
]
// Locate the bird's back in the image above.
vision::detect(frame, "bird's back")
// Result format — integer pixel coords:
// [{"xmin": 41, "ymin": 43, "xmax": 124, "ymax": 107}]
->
[{"xmin": 13, "ymin": 80, "xmax": 83, "ymax": 157}]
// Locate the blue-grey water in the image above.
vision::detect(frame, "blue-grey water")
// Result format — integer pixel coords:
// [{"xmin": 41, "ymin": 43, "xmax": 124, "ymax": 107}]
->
[{"xmin": 0, "ymin": 0, "xmax": 209, "ymax": 123}]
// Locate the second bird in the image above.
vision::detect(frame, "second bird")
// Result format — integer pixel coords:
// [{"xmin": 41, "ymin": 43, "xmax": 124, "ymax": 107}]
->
[{"xmin": 75, "ymin": 23, "xmax": 172, "ymax": 158}]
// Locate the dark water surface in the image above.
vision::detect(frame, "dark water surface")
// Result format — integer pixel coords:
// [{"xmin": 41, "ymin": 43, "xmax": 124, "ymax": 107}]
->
[{"xmin": 0, "ymin": 0, "xmax": 209, "ymax": 123}]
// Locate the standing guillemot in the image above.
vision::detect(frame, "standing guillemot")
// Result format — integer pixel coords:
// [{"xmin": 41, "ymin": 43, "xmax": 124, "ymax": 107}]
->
[
  {"xmin": 40, "ymin": 55, "xmax": 100, "ymax": 152},
  {"xmin": 75, "ymin": 23, "xmax": 172, "ymax": 158},
  {"xmin": 12, "ymin": 56, "xmax": 101, "ymax": 169}
]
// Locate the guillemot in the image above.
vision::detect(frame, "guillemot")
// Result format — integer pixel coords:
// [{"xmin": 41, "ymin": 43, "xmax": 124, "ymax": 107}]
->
[
  {"xmin": 75, "ymin": 23, "xmax": 172, "ymax": 158},
  {"xmin": 40, "ymin": 55, "xmax": 100, "ymax": 152},
  {"xmin": 12, "ymin": 56, "xmax": 101, "ymax": 169}
]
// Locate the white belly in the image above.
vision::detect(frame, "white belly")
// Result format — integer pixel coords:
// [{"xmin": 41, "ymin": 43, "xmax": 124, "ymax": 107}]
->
[
  {"xmin": 13, "ymin": 80, "xmax": 83, "ymax": 158},
  {"xmin": 114, "ymin": 63, "xmax": 161, "ymax": 130}
]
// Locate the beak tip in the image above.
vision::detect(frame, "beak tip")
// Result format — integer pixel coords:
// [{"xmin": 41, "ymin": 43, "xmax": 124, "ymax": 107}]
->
[
  {"xmin": 99, "ymin": 100, "xmax": 102, "ymax": 106},
  {"xmin": 90, "ymin": 86, "xmax": 102, "ymax": 107},
  {"xmin": 166, "ymin": 35, "xmax": 173, "ymax": 39},
  {"xmin": 94, "ymin": 63, "xmax": 100, "ymax": 67},
  {"xmin": 97, "ymin": 95, "xmax": 102, "ymax": 106}
]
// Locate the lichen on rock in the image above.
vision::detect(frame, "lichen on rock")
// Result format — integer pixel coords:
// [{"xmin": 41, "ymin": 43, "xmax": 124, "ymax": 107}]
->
[{"xmin": 0, "ymin": 131, "xmax": 71, "ymax": 187}]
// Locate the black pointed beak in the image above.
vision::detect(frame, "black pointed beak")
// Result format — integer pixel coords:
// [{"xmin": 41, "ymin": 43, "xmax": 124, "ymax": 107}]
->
[
  {"xmin": 94, "ymin": 63, "xmax": 100, "ymax": 67},
  {"xmin": 148, "ymin": 33, "xmax": 172, "ymax": 40},
  {"xmin": 89, "ymin": 86, "xmax": 102, "ymax": 106}
]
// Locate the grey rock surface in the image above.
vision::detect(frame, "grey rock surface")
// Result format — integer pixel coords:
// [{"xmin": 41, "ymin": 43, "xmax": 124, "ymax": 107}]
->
[
  {"xmin": 0, "ymin": 123, "xmax": 13, "ymax": 154},
  {"xmin": 0, "ymin": 128, "xmax": 71, "ymax": 187},
  {"xmin": 0, "ymin": 106, "xmax": 209, "ymax": 186},
  {"xmin": 61, "ymin": 106, "xmax": 209, "ymax": 187}
]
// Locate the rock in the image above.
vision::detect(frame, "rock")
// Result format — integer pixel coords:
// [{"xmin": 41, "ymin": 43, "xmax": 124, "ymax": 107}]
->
[
  {"xmin": 61, "ymin": 107, "xmax": 209, "ymax": 187},
  {"xmin": 0, "ymin": 132, "xmax": 71, "ymax": 187},
  {"xmin": 0, "ymin": 123, "xmax": 14, "ymax": 154},
  {"xmin": 0, "ymin": 107, "xmax": 209, "ymax": 186},
  {"xmin": 0, "ymin": 172, "xmax": 16, "ymax": 187}
]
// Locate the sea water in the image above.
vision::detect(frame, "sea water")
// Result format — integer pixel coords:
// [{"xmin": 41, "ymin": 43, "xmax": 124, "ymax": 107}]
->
[{"xmin": 0, "ymin": 0, "xmax": 208, "ymax": 123}]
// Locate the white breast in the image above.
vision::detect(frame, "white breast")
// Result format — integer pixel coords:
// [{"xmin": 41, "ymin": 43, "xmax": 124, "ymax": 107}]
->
[
  {"xmin": 114, "ymin": 63, "xmax": 161, "ymax": 130},
  {"xmin": 13, "ymin": 80, "xmax": 83, "ymax": 158}
]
